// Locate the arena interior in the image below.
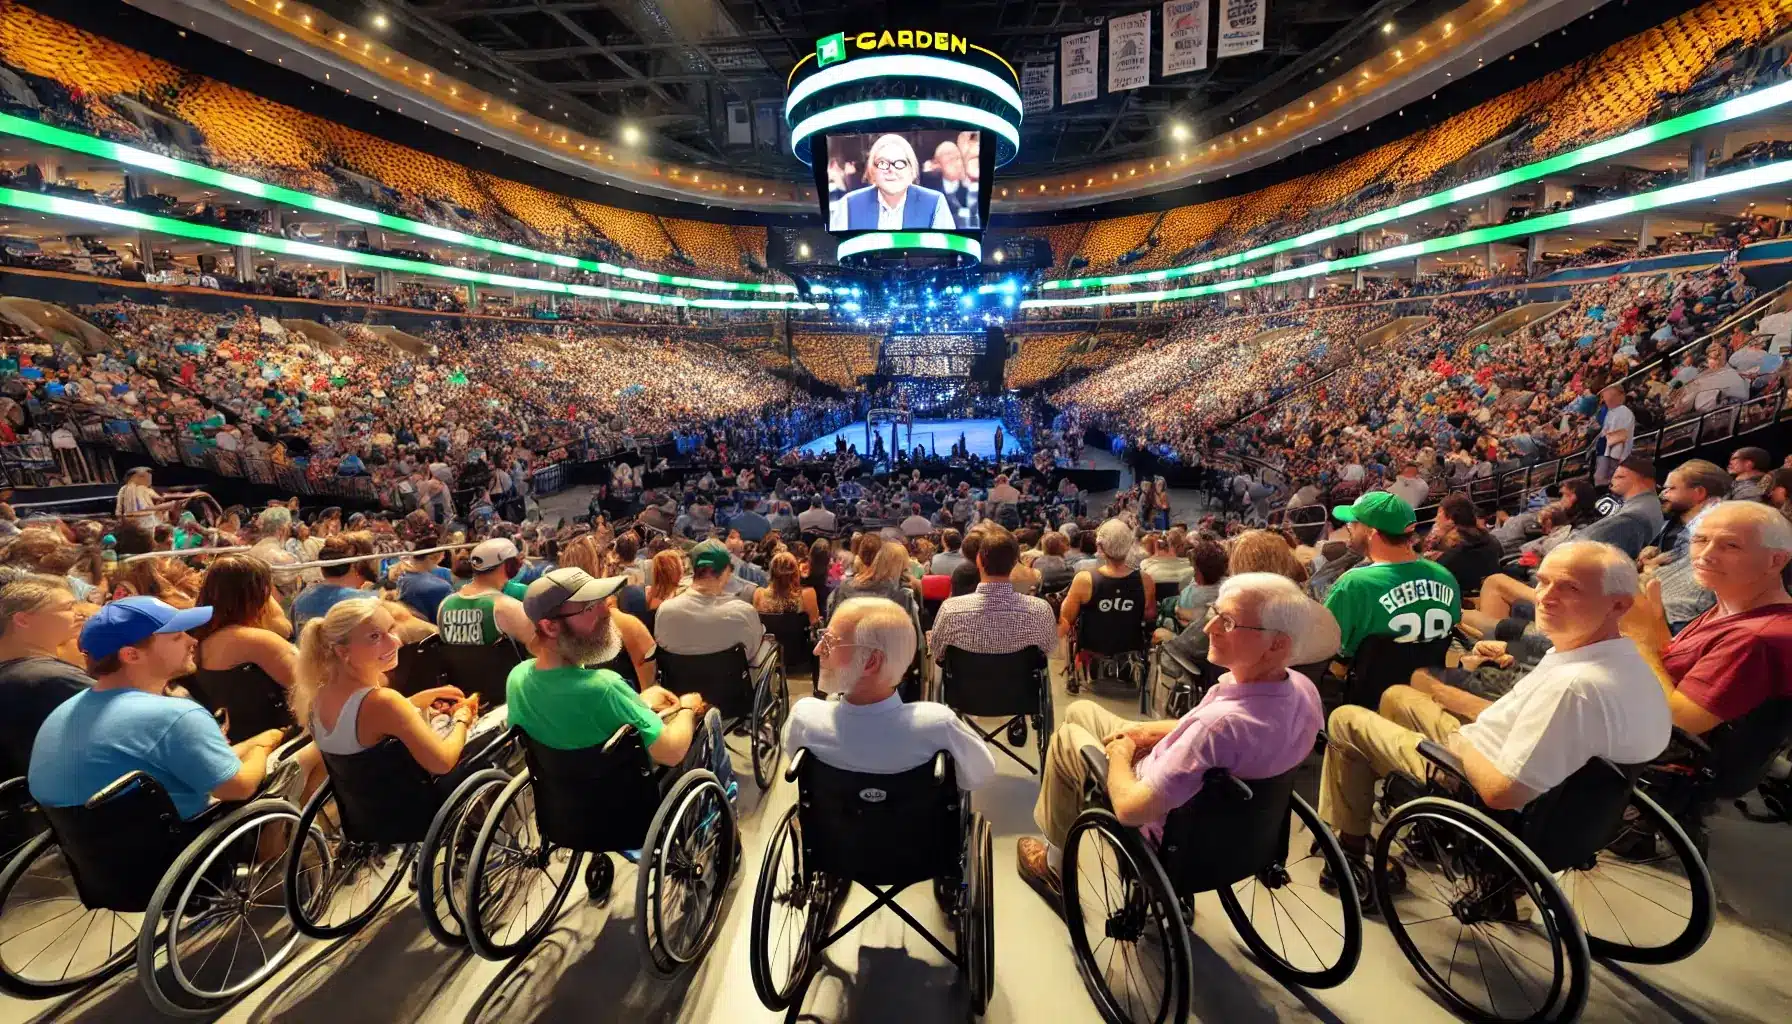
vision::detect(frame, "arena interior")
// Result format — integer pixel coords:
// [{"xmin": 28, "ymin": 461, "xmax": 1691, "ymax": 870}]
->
[{"xmin": 1, "ymin": 1, "xmax": 1792, "ymax": 1022}]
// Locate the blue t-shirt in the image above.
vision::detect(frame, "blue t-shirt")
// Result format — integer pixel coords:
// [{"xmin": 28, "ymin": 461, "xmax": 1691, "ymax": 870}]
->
[
  {"xmin": 291, "ymin": 583, "xmax": 370, "ymax": 633},
  {"xmin": 29, "ymin": 688, "xmax": 241, "ymax": 820},
  {"xmin": 398, "ymin": 571, "xmax": 454, "ymax": 624}
]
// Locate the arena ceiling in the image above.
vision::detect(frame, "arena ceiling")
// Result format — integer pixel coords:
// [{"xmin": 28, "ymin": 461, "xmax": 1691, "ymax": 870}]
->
[{"xmin": 343, "ymin": 0, "xmax": 1452, "ymax": 178}]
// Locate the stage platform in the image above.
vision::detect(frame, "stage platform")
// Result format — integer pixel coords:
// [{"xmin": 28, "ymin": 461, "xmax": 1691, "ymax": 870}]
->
[{"xmin": 790, "ymin": 417, "xmax": 1026, "ymax": 459}]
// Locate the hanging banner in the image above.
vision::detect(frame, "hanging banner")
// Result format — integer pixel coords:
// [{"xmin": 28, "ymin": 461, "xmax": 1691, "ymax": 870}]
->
[
  {"xmin": 1217, "ymin": 0, "xmax": 1265, "ymax": 58},
  {"xmin": 1108, "ymin": 11, "xmax": 1151, "ymax": 92},
  {"xmin": 1163, "ymin": 0, "xmax": 1210, "ymax": 76},
  {"xmin": 1021, "ymin": 62, "xmax": 1055, "ymax": 114},
  {"xmin": 1061, "ymin": 29, "xmax": 1100, "ymax": 104}
]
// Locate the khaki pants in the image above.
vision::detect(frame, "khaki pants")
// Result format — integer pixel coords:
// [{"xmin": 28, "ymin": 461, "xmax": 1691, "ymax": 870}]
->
[
  {"xmin": 1034, "ymin": 700, "xmax": 1135, "ymax": 848},
  {"xmin": 1317, "ymin": 685, "xmax": 1463, "ymax": 837}
]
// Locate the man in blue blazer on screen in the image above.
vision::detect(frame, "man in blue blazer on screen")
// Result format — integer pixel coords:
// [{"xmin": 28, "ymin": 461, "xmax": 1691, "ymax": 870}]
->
[{"xmin": 830, "ymin": 134, "xmax": 957, "ymax": 231}]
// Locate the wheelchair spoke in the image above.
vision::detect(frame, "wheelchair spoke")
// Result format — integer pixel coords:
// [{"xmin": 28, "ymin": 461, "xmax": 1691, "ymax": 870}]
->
[{"xmin": 1473, "ymin": 923, "xmax": 1542, "ymax": 1017}]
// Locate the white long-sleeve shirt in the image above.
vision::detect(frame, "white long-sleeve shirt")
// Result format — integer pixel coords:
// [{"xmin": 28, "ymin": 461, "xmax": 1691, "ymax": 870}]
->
[{"xmin": 784, "ymin": 692, "xmax": 997, "ymax": 790}]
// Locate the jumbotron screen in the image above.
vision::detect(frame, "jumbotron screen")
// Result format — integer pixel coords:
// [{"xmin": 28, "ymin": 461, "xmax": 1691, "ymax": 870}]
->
[
  {"xmin": 822, "ymin": 130, "xmax": 983, "ymax": 233},
  {"xmin": 880, "ymin": 333, "xmax": 983, "ymax": 377}
]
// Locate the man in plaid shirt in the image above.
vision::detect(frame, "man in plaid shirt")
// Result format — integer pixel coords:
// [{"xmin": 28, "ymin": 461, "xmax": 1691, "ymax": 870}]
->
[{"xmin": 929, "ymin": 525, "xmax": 1058, "ymax": 663}]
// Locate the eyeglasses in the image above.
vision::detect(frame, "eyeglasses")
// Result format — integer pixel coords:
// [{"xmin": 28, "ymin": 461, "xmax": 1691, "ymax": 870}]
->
[
  {"xmin": 551, "ymin": 600, "xmax": 603, "ymax": 620},
  {"xmin": 1212, "ymin": 612, "xmax": 1278, "ymax": 635},
  {"xmin": 872, "ymin": 158, "xmax": 911, "ymax": 173},
  {"xmin": 815, "ymin": 631, "xmax": 872, "ymax": 657}
]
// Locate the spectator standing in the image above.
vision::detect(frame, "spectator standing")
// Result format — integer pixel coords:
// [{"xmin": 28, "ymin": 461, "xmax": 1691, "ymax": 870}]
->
[{"xmin": 1595, "ymin": 385, "xmax": 1635, "ymax": 486}]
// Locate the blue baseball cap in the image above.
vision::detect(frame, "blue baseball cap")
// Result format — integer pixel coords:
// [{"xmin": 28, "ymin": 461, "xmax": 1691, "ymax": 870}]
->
[{"xmin": 79, "ymin": 597, "xmax": 213, "ymax": 660}]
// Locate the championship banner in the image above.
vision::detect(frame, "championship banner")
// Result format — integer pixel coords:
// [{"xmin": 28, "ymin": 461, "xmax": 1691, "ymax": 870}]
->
[
  {"xmin": 1163, "ymin": 0, "xmax": 1210, "ymax": 76},
  {"xmin": 1022, "ymin": 62, "xmax": 1055, "ymax": 114},
  {"xmin": 1217, "ymin": 0, "xmax": 1266, "ymax": 59},
  {"xmin": 1062, "ymin": 29, "xmax": 1100, "ymax": 104},
  {"xmin": 1108, "ymin": 11, "xmax": 1151, "ymax": 92}
]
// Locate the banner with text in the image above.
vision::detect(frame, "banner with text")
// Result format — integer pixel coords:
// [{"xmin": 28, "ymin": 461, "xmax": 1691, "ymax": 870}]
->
[
  {"xmin": 1108, "ymin": 11, "xmax": 1152, "ymax": 92},
  {"xmin": 1163, "ymin": 0, "xmax": 1210, "ymax": 75},
  {"xmin": 1062, "ymin": 29, "xmax": 1100, "ymax": 104},
  {"xmin": 1217, "ymin": 0, "xmax": 1265, "ymax": 58},
  {"xmin": 1022, "ymin": 62, "xmax": 1056, "ymax": 114}
]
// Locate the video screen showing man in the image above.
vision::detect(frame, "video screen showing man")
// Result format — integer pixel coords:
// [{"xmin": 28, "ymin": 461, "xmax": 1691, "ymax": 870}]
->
[{"xmin": 827, "ymin": 131, "xmax": 980, "ymax": 232}]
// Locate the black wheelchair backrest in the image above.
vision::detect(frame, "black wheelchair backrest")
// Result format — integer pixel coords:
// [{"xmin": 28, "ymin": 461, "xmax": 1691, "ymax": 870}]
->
[
  {"xmin": 519, "ymin": 725, "xmax": 663, "ymax": 853},
  {"xmin": 389, "ymin": 634, "xmax": 448, "ymax": 697},
  {"xmin": 792, "ymin": 749, "xmax": 962, "ymax": 888},
  {"xmin": 760, "ymin": 611, "xmax": 816, "ymax": 668},
  {"xmin": 657, "ymin": 644, "xmax": 755, "ymax": 720},
  {"xmin": 1520, "ymin": 757, "xmax": 1640, "ymax": 872},
  {"xmin": 440, "ymin": 638, "xmax": 525, "ymax": 707},
  {"xmin": 184, "ymin": 664, "xmax": 294, "ymax": 743},
  {"xmin": 1705, "ymin": 698, "xmax": 1792, "ymax": 800},
  {"xmin": 322, "ymin": 739, "xmax": 443, "ymax": 845},
  {"xmin": 39, "ymin": 772, "xmax": 193, "ymax": 913},
  {"xmin": 941, "ymin": 646, "xmax": 1046, "ymax": 717},
  {"xmin": 1153, "ymin": 580, "xmax": 1182, "ymax": 606},
  {"xmin": 1157, "ymin": 765, "xmax": 1301, "ymax": 895},
  {"xmin": 1344, "ymin": 634, "xmax": 1451, "ymax": 709}
]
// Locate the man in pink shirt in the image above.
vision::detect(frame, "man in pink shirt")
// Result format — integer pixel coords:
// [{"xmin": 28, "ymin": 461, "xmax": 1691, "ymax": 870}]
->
[{"xmin": 1017, "ymin": 573, "xmax": 1335, "ymax": 906}]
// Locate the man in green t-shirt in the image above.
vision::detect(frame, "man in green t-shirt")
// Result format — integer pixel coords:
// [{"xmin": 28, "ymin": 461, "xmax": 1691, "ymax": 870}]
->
[
  {"xmin": 1323, "ymin": 491, "xmax": 1462, "ymax": 658},
  {"xmin": 507, "ymin": 569, "xmax": 735, "ymax": 793}
]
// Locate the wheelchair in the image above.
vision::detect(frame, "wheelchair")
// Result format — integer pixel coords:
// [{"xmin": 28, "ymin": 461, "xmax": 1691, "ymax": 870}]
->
[
  {"xmin": 1632, "ymin": 698, "xmax": 1792, "ymax": 857},
  {"xmin": 1065, "ymin": 626, "xmax": 1151, "ymax": 712},
  {"xmin": 281, "ymin": 726, "xmax": 519, "ymax": 948},
  {"xmin": 1062, "ymin": 747, "xmax": 1362, "ymax": 1024},
  {"xmin": 0, "ymin": 752, "xmax": 314, "ymax": 1014},
  {"xmin": 749, "ymin": 749, "xmax": 994, "ymax": 1016},
  {"xmin": 940, "ymin": 646, "xmax": 1052, "ymax": 772},
  {"xmin": 460, "ymin": 724, "xmax": 739, "ymax": 973},
  {"xmin": 657, "ymin": 640, "xmax": 788, "ymax": 789},
  {"xmin": 1372, "ymin": 740, "xmax": 1715, "ymax": 1024},
  {"xmin": 0, "ymin": 775, "xmax": 44, "ymax": 872}
]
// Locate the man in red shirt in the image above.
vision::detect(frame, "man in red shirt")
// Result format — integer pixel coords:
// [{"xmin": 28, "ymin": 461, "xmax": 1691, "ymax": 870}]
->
[{"xmin": 1625, "ymin": 500, "xmax": 1792, "ymax": 735}]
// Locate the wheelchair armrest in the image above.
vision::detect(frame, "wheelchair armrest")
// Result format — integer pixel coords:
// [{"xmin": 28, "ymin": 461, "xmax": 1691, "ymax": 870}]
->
[
  {"xmin": 785, "ymin": 748, "xmax": 807, "ymax": 783},
  {"xmin": 468, "ymin": 727, "xmax": 518, "ymax": 766},
  {"xmin": 752, "ymin": 635, "xmax": 780, "ymax": 670},
  {"xmin": 933, "ymin": 751, "xmax": 947, "ymax": 785},
  {"xmin": 86, "ymin": 771, "xmax": 152, "ymax": 809},
  {"xmin": 1417, "ymin": 739, "xmax": 1473, "ymax": 787},
  {"xmin": 1080, "ymin": 745, "xmax": 1110, "ymax": 788},
  {"xmin": 1670, "ymin": 726, "xmax": 1714, "ymax": 762}
]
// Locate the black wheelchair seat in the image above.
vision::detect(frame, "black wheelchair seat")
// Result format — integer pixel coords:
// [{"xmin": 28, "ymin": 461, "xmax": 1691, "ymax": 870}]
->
[
  {"xmin": 37, "ymin": 774, "xmax": 202, "ymax": 913},
  {"xmin": 439, "ymin": 637, "xmax": 525, "ymax": 707},
  {"xmin": 1158, "ymin": 767, "xmax": 1303, "ymax": 895},
  {"xmin": 321, "ymin": 739, "xmax": 445, "ymax": 845},
  {"xmin": 519, "ymin": 725, "xmax": 663, "ymax": 854},
  {"xmin": 941, "ymin": 647, "xmax": 1046, "ymax": 718},
  {"xmin": 1343, "ymin": 634, "xmax": 1450, "ymax": 709}
]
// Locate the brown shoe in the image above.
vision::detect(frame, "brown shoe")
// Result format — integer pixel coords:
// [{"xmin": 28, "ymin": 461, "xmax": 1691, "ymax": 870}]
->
[{"xmin": 1016, "ymin": 836, "xmax": 1063, "ymax": 913}]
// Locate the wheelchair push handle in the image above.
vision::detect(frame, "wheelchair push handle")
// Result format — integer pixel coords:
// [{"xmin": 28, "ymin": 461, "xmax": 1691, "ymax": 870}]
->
[
  {"xmin": 86, "ymin": 770, "xmax": 154, "ymax": 809},
  {"xmin": 785, "ymin": 748, "xmax": 807, "ymax": 782}
]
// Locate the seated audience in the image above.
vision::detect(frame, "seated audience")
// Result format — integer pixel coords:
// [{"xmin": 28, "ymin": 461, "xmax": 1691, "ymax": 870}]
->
[
  {"xmin": 654, "ymin": 540, "xmax": 765, "ymax": 656},
  {"xmin": 928, "ymin": 525, "xmax": 1057, "ymax": 663}
]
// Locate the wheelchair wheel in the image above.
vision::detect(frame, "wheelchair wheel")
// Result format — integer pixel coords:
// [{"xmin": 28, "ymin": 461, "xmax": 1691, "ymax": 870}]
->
[
  {"xmin": 1376, "ymin": 798, "xmax": 1589, "ymax": 1024},
  {"xmin": 283, "ymin": 781, "xmax": 414, "ymax": 940},
  {"xmin": 1062, "ymin": 809, "xmax": 1191, "ymax": 1024},
  {"xmin": 0, "ymin": 831, "xmax": 141, "ymax": 997},
  {"xmin": 141, "ymin": 799, "xmax": 313, "ymax": 1016},
  {"xmin": 750, "ymin": 804, "xmax": 825, "ymax": 1010},
  {"xmin": 418, "ymin": 768, "xmax": 509, "ymax": 947},
  {"xmin": 960, "ymin": 814, "xmax": 995, "ymax": 1015},
  {"xmin": 463, "ymin": 771, "xmax": 583, "ymax": 961},
  {"xmin": 1216, "ymin": 793, "xmax": 1362, "ymax": 989},
  {"xmin": 751, "ymin": 663, "xmax": 787, "ymax": 790},
  {"xmin": 0, "ymin": 776, "xmax": 44, "ymax": 869},
  {"xmin": 1564, "ymin": 788, "xmax": 1715, "ymax": 965},
  {"xmin": 637, "ymin": 768, "xmax": 738, "ymax": 977},
  {"xmin": 1035, "ymin": 691, "xmax": 1053, "ymax": 775}
]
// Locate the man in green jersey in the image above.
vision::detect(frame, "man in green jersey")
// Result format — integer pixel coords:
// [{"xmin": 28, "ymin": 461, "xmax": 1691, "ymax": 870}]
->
[{"xmin": 1323, "ymin": 491, "xmax": 1462, "ymax": 658}]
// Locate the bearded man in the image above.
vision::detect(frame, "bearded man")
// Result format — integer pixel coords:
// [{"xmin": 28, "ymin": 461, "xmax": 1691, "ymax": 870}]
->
[
  {"xmin": 508, "ymin": 568, "xmax": 733, "ymax": 790},
  {"xmin": 782, "ymin": 596, "xmax": 996, "ymax": 789}
]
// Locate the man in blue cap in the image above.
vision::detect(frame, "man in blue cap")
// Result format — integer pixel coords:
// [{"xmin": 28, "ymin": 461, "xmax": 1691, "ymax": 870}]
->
[
  {"xmin": 1323, "ymin": 490, "xmax": 1462, "ymax": 660},
  {"xmin": 28, "ymin": 596, "xmax": 286, "ymax": 820}
]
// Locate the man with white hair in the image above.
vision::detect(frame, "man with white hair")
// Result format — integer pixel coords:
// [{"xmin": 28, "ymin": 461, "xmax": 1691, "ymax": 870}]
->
[
  {"xmin": 784, "ymin": 597, "xmax": 995, "ymax": 786},
  {"xmin": 1017, "ymin": 573, "xmax": 1332, "ymax": 907},
  {"xmin": 1058, "ymin": 518, "xmax": 1156, "ymax": 654},
  {"xmin": 1623, "ymin": 500, "xmax": 1792, "ymax": 735},
  {"xmin": 830, "ymin": 134, "xmax": 955, "ymax": 231},
  {"xmin": 249, "ymin": 506, "xmax": 303, "ymax": 597},
  {"xmin": 1317, "ymin": 541, "xmax": 1671, "ymax": 911}
]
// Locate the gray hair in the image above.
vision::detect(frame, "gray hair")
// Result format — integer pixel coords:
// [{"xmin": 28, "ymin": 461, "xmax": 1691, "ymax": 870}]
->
[
  {"xmin": 257, "ymin": 506, "xmax": 292, "ymax": 533},
  {"xmin": 1701, "ymin": 499, "xmax": 1792, "ymax": 555},
  {"xmin": 833, "ymin": 596, "xmax": 916, "ymax": 687},
  {"xmin": 1095, "ymin": 518, "xmax": 1135, "ymax": 560},
  {"xmin": 1544, "ymin": 541, "xmax": 1640, "ymax": 597},
  {"xmin": 1217, "ymin": 571, "xmax": 1341, "ymax": 664}
]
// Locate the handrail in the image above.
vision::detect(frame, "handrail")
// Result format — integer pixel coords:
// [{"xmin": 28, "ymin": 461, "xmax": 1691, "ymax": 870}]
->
[{"xmin": 1613, "ymin": 280, "xmax": 1790, "ymax": 394}]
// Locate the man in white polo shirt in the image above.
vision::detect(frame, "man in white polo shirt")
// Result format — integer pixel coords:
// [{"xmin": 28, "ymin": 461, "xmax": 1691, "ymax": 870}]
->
[{"xmin": 785, "ymin": 596, "xmax": 995, "ymax": 789}]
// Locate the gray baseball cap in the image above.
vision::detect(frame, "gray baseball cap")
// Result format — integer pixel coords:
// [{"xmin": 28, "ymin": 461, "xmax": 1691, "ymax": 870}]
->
[{"xmin": 522, "ymin": 567, "xmax": 627, "ymax": 623}]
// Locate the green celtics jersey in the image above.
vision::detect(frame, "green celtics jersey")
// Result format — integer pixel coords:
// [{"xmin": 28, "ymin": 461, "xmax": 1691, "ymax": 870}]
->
[
  {"xmin": 437, "ymin": 591, "xmax": 501, "ymax": 646},
  {"xmin": 1323, "ymin": 558, "xmax": 1462, "ymax": 658}
]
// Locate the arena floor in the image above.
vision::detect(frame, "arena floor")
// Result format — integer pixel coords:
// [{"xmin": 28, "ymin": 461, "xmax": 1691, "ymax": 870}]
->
[
  {"xmin": 788, "ymin": 418, "xmax": 1025, "ymax": 460},
  {"xmin": 7, "ymin": 656, "xmax": 1792, "ymax": 1024}
]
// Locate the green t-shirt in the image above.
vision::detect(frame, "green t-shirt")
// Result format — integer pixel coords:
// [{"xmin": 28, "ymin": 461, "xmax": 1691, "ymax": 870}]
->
[
  {"xmin": 504, "ymin": 659, "xmax": 663, "ymax": 752},
  {"xmin": 1323, "ymin": 558, "xmax": 1462, "ymax": 658},
  {"xmin": 437, "ymin": 591, "xmax": 500, "ymax": 646}
]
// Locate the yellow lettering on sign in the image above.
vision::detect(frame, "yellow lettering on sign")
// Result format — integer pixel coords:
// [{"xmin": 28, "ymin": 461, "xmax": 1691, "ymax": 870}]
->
[
  {"xmin": 936, "ymin": 33, "xmax": 950, "ymax": 51},
  {"xmin": 898, "ymin": 30, "xmax": 913, "ymax": 47},
  {"xmin": 951, "ymin": 35, "xmax": 967, "ymax": 54},
  {"xmin": 915, "ymin": 31, "xmax": 931, "ymax": 49},
  {"xmin": 848, "ymin": 30, "xmax": 971, "ymax": 53},
  {"xmin": 878, "ymin": 30, "xmax": 895, "ymax": 48},
  {"xmin": 855, "ymin": 32, "xmax": 876, "ymax": 49}
]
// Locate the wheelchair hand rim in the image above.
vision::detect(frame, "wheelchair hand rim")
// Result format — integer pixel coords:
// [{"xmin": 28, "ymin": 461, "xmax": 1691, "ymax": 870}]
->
[
  {"xmin": 164, "ymin": 807, "xmax": 309, "ymax": 1002},
  {"xmin": 1062, "ymin": 811, "xmax": 1191, "ymax": 1024},
  {"xmin": 644, "ymin": 771, "xmax": 736, "ymax": 970}
]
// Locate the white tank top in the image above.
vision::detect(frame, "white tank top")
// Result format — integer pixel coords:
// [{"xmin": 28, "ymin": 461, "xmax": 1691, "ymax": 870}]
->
[{"xmin": 311, "ymin": 688, "xmax": 374, "ymax": 756}]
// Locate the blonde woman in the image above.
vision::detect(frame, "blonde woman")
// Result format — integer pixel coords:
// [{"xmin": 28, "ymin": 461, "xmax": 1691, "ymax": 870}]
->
[
  {"xmin": 293, "ymin": 598, "xmax": 490, "ymax": 783},
  {"xmin": 825, "ymin": 541, "xmax": 917, "ymax": 621}
]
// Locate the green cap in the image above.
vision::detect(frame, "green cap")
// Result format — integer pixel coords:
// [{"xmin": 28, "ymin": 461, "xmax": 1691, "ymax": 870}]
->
[
  {"xmin": 1332, "ymin": 490, "xmax": 1417, "ymax": 535},
  {"xmin": 690, "ymin": 540, "xmax": 733, "ymax": 575}
]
